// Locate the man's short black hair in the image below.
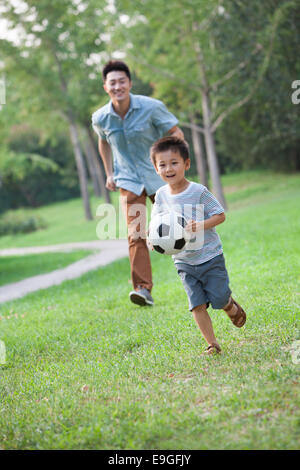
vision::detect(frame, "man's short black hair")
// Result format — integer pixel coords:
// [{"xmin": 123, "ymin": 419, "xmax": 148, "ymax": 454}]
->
[
  {"xmin": 150, "ymin": 136, "xmax": 190, "ymax": 166},
  {"xmin": 102, "ymin": 60, "xmax": 131, "ymax": 82}
]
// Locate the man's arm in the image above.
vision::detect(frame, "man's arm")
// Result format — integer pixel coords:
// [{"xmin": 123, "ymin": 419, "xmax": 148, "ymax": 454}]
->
[
  {"xmin": 167, "ymin": 125, "xmax": 185, "ymax": 140},
  {"xmin": 98, "ymin": 138, "xmax": 117, "ymax": 191}
]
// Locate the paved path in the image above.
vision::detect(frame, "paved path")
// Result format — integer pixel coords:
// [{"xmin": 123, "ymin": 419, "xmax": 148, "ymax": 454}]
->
[{"xmin": 0, "ymin": 240, "xmax": 129, "ymax": 304}]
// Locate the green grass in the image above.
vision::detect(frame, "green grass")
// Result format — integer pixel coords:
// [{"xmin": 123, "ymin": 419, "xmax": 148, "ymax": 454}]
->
[
  {"xmin": 1, "ymin": 169, "xmax": 297, "ymax": 249},
  {"xmin": 0, "ymin": 170, "xmax": 299, "ymax": 449},
  {"xmin": 0, "ymin": 191, "xmax": 125, "ymax": 249},
  {"xmin": 223, "ymin": 170, "xmax": 300, "ymax": 208},
  {"xmin": 0, "ymin": 251, "xmax": 93, "ymax": 287}
]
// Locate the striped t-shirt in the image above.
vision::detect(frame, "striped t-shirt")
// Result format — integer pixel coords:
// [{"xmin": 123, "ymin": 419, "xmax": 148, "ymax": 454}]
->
[{"xmin": 152, "ymin": 181, "xmax": 225, "ymax": 265}]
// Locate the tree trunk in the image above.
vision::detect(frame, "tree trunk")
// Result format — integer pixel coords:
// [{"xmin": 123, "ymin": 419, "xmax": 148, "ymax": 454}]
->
[
  {"xmin": 201, "ymin": 89, "xmax": 227, "ymax": 209},
  {"xmin": 192, "ymin": 36, "xmax": 227, "ymax": 209},
  {"xmin": 82, "ymin": 139, "xmax": 102, "ymax": 197},
  {"xmin": 190, "ymin": 115, "xmax": 208, "ymax": 188},
  {"xmin": 86, "ymin": 126, "xmax": 111, "ymax": 204},
  {"xmin": 52, "ymin": 51, "xmax": 93, "ymax": 220},
  {"xmin": 68, "ymin": 119, "xmax": 93, "ymax": 220}
]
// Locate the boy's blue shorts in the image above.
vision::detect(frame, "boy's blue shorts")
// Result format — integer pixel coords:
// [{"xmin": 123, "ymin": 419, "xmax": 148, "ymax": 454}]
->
[{"xmin": 175, "ymin": 254, "xmax": 232, "ymax": 311}]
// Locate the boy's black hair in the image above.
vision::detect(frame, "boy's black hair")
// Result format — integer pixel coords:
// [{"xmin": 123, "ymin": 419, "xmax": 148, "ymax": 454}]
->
[
  {"xmin": 150, "ymin": 136, "xmax": 189, "ymax": 166},
  {"xmin": 102, "ymin": 60, "xmax": 131, "ymax": 82}
]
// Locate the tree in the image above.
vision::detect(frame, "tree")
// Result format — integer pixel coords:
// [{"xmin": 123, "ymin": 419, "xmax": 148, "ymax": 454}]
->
[
  {"xmin": 0, "ymin": 0, "xmax": 112, "ymax": 218},
  {"xmin": 0, "ymin": 76, "xmax": 80, "ymax": 212},
  {"xmin": 216, "ymin": 1, "xmax": 300, "ymax": 172},
  {"xmin": 112, "ymin": 0, "xmax": 297, "ymax": 207},
  {"xmin": 190, "ymin": 114, "xmax": 208, "ymax": 187}
]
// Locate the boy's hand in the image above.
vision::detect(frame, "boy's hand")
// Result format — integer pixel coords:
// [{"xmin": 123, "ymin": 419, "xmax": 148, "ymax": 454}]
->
[
  {"xmin": 185, "ymin": 220, "xmax": 199, "ymax": 233},
  {"xmin": 147, "ymin": 238, "xmax": 154, "ymax": 251},
  {"xmin": 185, "ymin": 213, "xmax": 225, "ymax": 233},
  {"xmin": 146, "ymin": 228, "xmax": 154, "ymax": 250}
]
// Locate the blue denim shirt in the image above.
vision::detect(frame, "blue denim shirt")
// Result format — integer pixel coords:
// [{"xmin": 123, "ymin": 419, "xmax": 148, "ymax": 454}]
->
[{"xmin": 92, "ymin": 93, "xmax": 178, "ymax": 196}]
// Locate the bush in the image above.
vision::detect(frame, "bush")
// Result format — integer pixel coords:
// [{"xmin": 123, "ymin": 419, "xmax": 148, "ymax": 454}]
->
[
  {"xmin": 0, "ymin": 211, "xmax": 47, "ymax": 236},
  {"xmin": 0, "ymin": 126, "xmax": 80, "ymax": 213}
]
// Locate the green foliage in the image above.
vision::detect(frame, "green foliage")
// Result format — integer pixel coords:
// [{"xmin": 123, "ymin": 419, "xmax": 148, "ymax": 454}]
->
[
  {"xmin": 113, "ymin": 0, "xmax": 299, "ymax": 173},
  {"xmin": 0, "ymin": 0, "xmax": 112, "ymax": 217},
  {"xmin": 215, "ymin": 1, "xmax": 300, "ymax": 172},
  {"xmin": 0, "ymin": 0, "xmax": 299, "ymax": 210},
  {"xmin": 1, "ymin": 150, "xmax": 59, "ymax": 180},
  {"xmin": 0, "ymin": 125, "xmax": 80, "ymax": 212},
  {"xmin": 0, "ymin": 210, "xmax": 47, "ymax": 236},
  {"xmin": 0, "ymin": 0, "xmax": 110, "ymax": 121}
]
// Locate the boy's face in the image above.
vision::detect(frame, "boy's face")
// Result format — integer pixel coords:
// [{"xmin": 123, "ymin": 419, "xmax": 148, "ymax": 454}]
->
[
  {"xmin": 103, "ymin": 71, "xmax": 132, "ymax": 105},
  {"xmin": 154, "ymin": 149, "xmax": 190, "ymax": 186}
]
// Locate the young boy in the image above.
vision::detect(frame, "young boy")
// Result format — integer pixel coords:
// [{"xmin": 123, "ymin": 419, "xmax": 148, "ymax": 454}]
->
[{"xmin": 149, "ymin": 136, "xmax": 246, "ymax": 354}]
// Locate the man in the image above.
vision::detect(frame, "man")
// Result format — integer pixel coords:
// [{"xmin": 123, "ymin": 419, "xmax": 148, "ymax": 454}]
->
[{"xmin": 92, "ymin": 60, "xmax": 184, "ymax": 306}]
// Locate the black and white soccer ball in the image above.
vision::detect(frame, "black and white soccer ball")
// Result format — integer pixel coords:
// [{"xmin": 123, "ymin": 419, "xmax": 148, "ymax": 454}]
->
[{"xmin": 148, "ymin": 211, "xmax": 188, "ymax": 255}]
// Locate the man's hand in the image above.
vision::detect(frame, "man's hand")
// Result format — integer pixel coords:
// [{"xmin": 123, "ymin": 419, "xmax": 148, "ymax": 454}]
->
[
  {"xmin": 168, "ymin": 125, "xmax": 185, "ymax": 140},
  {"xmin": 106, "ymin": 175, "xmax": 117, "ymax": 191},
  {"xmin": 98, "ymin": 139, "xmax": 116, "ymax": 191}
]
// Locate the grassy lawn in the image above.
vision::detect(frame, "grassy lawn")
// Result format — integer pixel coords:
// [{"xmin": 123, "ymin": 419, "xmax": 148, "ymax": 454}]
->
[
  {"xmin": 0, "ymin": 191, "xmax": 124, "ymax": 249},
  {"xmin": 0, "ymin": 251, "xmax": 93, "ymax": 287},
  {"xmin": 0, "ymin": 171, "xmax": 299, "ymax": 449}
]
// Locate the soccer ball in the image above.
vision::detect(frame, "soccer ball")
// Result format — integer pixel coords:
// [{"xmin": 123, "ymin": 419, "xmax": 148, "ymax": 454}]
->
[{"xmin": 148, "ymin": 211, "xmax": 188, "ymax": 255}]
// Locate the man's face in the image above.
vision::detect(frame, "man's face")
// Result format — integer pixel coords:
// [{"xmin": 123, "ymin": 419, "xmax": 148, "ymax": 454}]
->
[{"xmin": 103, "ymin": 71, "xmax": 132, "ymax": 104}]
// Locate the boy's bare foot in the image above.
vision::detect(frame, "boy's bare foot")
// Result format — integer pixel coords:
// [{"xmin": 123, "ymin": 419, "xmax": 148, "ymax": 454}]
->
[
  {"xmin": 204, "ymin": 343, "xmax": 221, "ymax": 355},
  {"xmin": 224, "ymin": 297, "xmax": 246, "ymax": 328}
]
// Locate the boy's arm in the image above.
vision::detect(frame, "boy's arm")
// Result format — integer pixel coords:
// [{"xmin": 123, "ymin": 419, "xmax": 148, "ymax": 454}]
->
[
  {"xmin": 185, "ymin": 213, "xmax": 225, "ymax": 233},
  {"xmin": 186, "ymin": 187, "xmax": 226, "ymax": 233}
]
